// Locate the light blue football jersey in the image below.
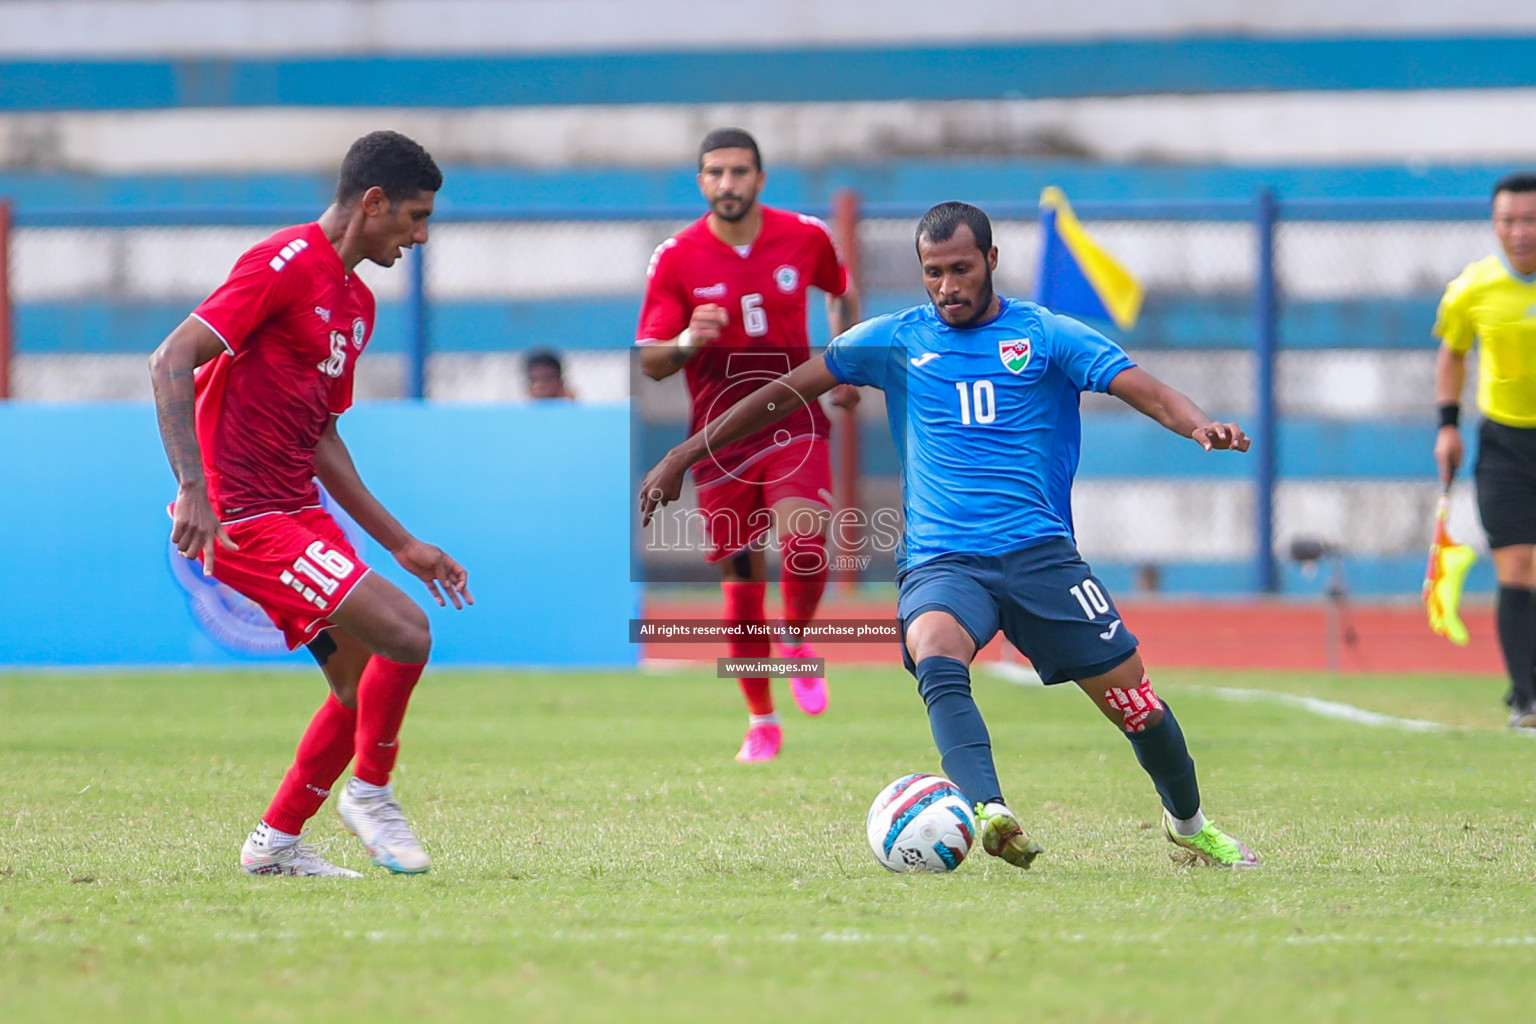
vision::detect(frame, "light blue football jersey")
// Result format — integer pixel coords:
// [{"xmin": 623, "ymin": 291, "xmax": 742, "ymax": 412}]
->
[{"xmin": 824, "ymin": 297, "xmax": 1135, "ymax": 571}]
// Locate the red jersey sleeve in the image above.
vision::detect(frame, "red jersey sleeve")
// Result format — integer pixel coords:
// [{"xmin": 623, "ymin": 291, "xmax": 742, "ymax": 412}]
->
[
  {"xmin": 636, "ymin": 239, "xmax": 690, "ymax": 345},
  {"xmin": 803, "ymin": 215, "xmax": 849, "ymax": 297},
  {"xmin": 192, "ymin": 239, "xmax": 304, "ymax": 353}
]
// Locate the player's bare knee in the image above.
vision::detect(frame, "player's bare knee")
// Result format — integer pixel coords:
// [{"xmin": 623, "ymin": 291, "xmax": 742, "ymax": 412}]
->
[
  {"xmin": 372, "ymin": 605, "xmax": 431, "ymax": 663},
  {"xmin": 395, "ymin": 619, "xmax": 432, "ymax": 664},
  {"xmin": 1491, "ymin": 545, "xmax": 1536, "ymax": 587},
  {"xmin": 906, "ymin": 637, "xmax": 970, "ymax": 664},
  {"xmin": 382, "ymin": 634, "xmax": 430, "ymax": 665},
  {"xmin": 904, "ymin": 611, "xmax": 974, "ymax": 665}
]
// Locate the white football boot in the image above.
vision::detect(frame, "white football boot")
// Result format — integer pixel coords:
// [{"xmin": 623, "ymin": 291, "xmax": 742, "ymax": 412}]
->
[
  {"xmin": 337, "ymin": 780, "xmax": 431, "ymax": 874},
  {"xmin": 240, "ymin": 830, "xmax": 362, "ymax": 877}
]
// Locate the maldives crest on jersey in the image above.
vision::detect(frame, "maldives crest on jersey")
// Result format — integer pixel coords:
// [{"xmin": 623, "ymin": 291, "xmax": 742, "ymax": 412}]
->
[{"xmin": 999, "ymin": 337, "xmax": 1032, "ymax": 374}]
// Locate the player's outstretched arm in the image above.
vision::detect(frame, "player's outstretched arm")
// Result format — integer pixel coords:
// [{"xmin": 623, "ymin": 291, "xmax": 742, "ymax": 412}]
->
[
  {"xmin": 639, "ymin": 354, "xmax": 841, "ymax": 524},
  {"xmin": 1107, "ymin": 366, "xmax": 1251, "ymax": 452},
  {"xmin": 148, "ymin": 317, "xmax": 239, "ymax": 572},
  {"xmin": 314, "ymin": 419, "xmax": 473, "ymax": 609}
]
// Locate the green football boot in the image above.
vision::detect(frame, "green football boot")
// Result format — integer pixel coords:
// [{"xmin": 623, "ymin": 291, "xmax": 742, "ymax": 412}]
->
[
  {"xmin": 1163, "ymin": 815, "xmax": 1259, "ymax": 868},
  {"xmin": 974, "ymin": 802, "xmax": 1043, "ymax": 870}
]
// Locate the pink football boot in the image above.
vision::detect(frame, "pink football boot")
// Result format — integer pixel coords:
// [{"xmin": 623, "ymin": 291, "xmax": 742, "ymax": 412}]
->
[
  {"xmin": 734, "ymin": 722, "xmax": 783, "ymax": 762},
  {"xmin": 781, "ymin": 641, "xmax": 828, "ymax": 715}
]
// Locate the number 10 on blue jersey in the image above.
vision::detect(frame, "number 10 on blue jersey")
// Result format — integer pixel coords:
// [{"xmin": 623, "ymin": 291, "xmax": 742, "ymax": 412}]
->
[{"xmin": 955, "ymin": 380, "xmax": 996, "ymax": 425}]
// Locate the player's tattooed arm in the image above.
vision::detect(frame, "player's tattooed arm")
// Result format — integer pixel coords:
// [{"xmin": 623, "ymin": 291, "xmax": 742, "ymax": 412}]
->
[
  {"xmin": 639, "ymin": 354, "xmax": 841, "ymax": 524},
  {"xmin": 639, "ymin": 303, "xmax": 730, "ymax": 380},
  {"xmin": 314, "ymin": 419, "xmax": 473, "ymax": 609},
  {"xmin": 1107, "ymin": 366, "xmax": 1251, "ymax": 452},
  {"xmin": 148, "ymin": 317, "xmax": 238, "ymax": 569},
  {"xmin": 148, "ymin": 318, "xmax": 223, "ymax": 485}
]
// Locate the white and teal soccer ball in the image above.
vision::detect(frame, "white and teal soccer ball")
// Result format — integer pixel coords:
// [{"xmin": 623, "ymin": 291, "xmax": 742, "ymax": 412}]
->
[{"xmin": 866, "ymin": 773, "xmax": 976, "ymax": 873}]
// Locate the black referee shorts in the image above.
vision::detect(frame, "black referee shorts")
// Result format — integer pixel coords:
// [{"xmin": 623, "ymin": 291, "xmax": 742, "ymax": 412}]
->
[{"xmin": 1475, "ymin": 419, "xmax": 1536, "ymax": 549}]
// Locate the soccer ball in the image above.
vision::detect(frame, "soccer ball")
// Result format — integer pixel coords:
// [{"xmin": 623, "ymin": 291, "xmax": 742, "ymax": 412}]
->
[{"xmin": 866, "ymin": 773, "xmax": 976, "ymax": 873}]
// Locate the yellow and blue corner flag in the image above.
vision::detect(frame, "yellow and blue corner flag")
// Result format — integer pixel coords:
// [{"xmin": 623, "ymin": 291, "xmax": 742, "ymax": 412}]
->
[{"xmin": 1035, "ymin": 186, "xmax": 1144, "ymax": 331}]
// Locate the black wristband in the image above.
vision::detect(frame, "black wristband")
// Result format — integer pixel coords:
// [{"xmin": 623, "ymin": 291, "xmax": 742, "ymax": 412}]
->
[{"xmin": 1438, "ymin": 403, "xmax": 1461, "ymax": 429}]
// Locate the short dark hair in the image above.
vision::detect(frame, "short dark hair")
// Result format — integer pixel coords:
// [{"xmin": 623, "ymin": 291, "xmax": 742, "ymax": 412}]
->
[
  {"xmin": 1493, "ymin": 172, "xmax": 1536, "ymax": 200},
  {"xmin": 915, "ymin": 201, "xmax": 993, "ymax": 255},
  {"xmin": 524, "ymin": 348, "xmax": 563, "ymax": 375},
  {"xmin": 699, "ymin": 127, "xmax": 762, "ymax": 172},
  {"xmin": 335, "ymin": 131, "xmax": 443, "ymax": 205}
]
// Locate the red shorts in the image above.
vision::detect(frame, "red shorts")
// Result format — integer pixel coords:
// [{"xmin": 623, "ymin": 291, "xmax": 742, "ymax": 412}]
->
[
  {"xmin": 202, "ymin": 507, "xmax": 370, "ymax": 650},
  {"xmin": 694, "ymin": 436, "xmax": 832, "ymax": 562}
]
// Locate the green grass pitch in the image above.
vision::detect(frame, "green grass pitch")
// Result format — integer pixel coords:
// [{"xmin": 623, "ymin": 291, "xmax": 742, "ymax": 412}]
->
[{"xmin": 3, "ymin": 665, "xmax": 1536, "ymax": 1023}]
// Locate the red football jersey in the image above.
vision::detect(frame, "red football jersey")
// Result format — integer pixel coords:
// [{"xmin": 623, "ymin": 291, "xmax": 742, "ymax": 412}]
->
[
  {"xmin": 189, "ymin": 223, "xmax": 375, "ymax": 520},
  {"xmin": 637, "ymin": 205, "xmax": 848, "ymax": 485}
]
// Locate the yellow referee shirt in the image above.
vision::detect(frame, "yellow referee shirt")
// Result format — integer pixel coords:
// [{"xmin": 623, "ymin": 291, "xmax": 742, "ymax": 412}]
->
[{"xmin": 1435, "ymin": 254, "xmax": 1536, "ymax": 427}]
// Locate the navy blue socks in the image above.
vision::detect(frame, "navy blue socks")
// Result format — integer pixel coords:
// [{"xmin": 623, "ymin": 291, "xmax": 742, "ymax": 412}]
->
[
  {"xmin": 914, "ymin": 656, "xmax": 1002, "ymax": 806},
  {"xmin": 914, "ymin": 654, "xmax": 1203, "ymax": 820},
  {"xmin": 1123, "ymin": 704, "xmax": 1201, "ymax": 820}
]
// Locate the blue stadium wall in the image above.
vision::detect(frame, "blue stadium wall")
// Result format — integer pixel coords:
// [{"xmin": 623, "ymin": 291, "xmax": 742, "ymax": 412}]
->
[{"xmin": 0, "ymin": 403, "xmax": 637, "ymax": 666}]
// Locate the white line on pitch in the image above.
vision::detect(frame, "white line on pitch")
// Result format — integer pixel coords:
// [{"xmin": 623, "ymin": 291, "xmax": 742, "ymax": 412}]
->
[
  {"xmin": 981, "ymin": 661, "xmax": 1044, "ymax": 687},
  {"xmin": 1179, "ymin": 685, "xmax": 1449, "ymax": 732},
  {"xmin": 186, "ymin": 929, "xmax": 1536, "ymax": 949},
  {"xmin": 968, "ymin": 663, "xmax": 1456, "ymax": 734}
]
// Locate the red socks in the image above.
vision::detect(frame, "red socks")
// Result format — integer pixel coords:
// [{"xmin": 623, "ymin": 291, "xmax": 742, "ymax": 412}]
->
[
  {"xmin": 353, "ymin": 656, "xmax": 426, "ymax": 786},
  {"xmin": 721, "ymin": 537, "xmax": 827, "ymax": 716},
  {"xmin": 722, "ymin": 580, "xmax": 773, "ymax": 715},
  {"xmin": 262, "ymin": 694, "xmax": 357, "ymax": 835},
  {"xmin": 260, "ymin": 657, "xmax": 426, "ymax": 833},
  {"xmin": 781, "ymin": 533, "xmax": 827, "ymax": 638}
]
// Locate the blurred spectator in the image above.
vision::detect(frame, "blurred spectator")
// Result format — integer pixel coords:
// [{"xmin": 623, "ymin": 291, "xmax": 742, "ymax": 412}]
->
[
  {"xmin": 1134, "ymin": 563, "xmax": 1163, "ymax": 592},
  {"xmin": 524, "ymin": 348, "xmax": 576, "ymax": 400}
]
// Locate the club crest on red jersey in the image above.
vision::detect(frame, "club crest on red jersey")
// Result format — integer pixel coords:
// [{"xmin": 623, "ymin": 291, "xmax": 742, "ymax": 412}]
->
[
  {"xmin": 351, "ymin": 318, "xmax": 367, "ymax": 348},
  {"xmin": 999, "ymin": 337, "xmax": 1032, "ymax": 374},
  {"xmin": 774, "ymin": 265, "xmax": 800, "ymax": 294}
]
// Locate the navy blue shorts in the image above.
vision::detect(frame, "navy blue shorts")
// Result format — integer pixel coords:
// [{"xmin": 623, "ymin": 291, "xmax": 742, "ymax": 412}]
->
[{"xmin": 896, "ymin": 537, "xmax": 1139, "ymax": 685}]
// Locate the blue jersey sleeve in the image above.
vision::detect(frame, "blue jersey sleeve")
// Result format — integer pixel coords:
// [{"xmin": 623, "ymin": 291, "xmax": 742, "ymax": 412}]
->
[
  {"xmin": 824, "ymin": 315, "xmax": 896, "ymax": 389},
  {"xmin": 1047, "ymin": 312, "xmax": 1136, "ymax": 393}
]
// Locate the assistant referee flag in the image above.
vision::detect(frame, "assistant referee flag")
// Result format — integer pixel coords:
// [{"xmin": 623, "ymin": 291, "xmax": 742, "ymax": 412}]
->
[
  {"xmin": 1423, "ymin": 492, "xmax": 1476, "ymax": 646},
  {"xmin": 1035, "ymin": 186, "xmax": 1143, "ymax": 331}
]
